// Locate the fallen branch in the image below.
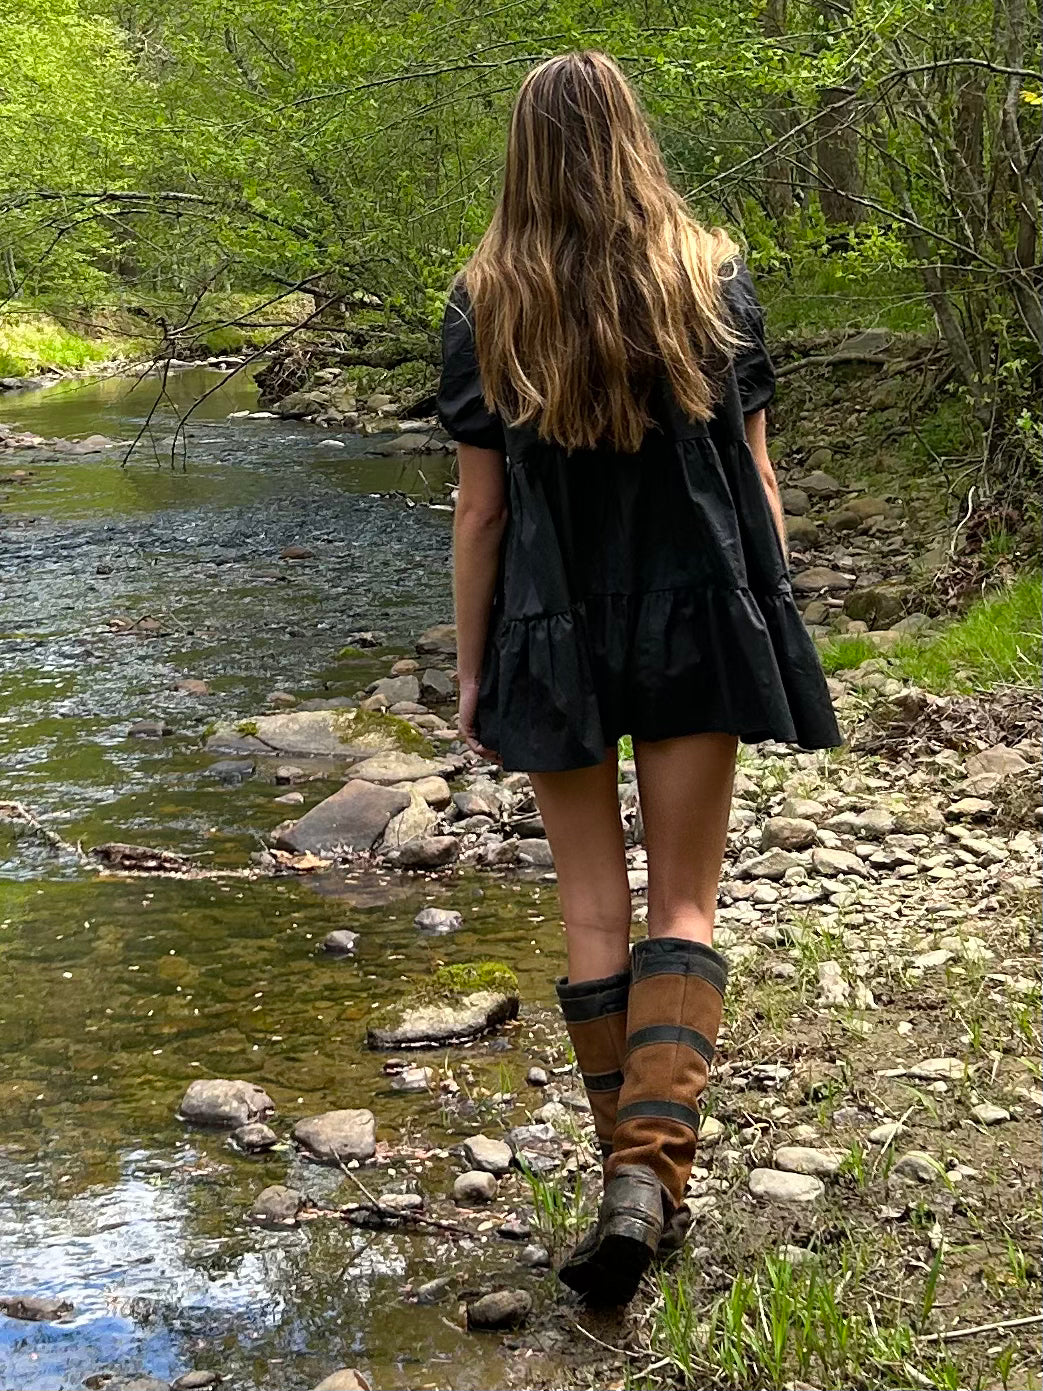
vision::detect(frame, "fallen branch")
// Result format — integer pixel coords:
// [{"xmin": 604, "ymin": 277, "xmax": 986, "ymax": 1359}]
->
[
  {"xmin": 336, "ymin": 1161, "xmax": 476, "ymax": 1238},
  {"xmin": 919, "ymin": 1313, "xmax": 1043, "ymax": 1344},
  {"xmin": 0, "ymin": 801, "xmax": 86, "ymax": 861}
]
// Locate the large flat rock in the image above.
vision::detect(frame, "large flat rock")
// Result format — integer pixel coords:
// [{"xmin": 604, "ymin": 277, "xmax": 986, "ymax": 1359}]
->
[
  {"xmin": 366, "ymin": 962, "xmax": 519, "ymax": 1049},
  {"xmin": 349, "ymin": 751, "xmax": 460, "ymax": 784},
  {"xmin": 205, "ymin": 708, "xmax": 433, "ymax": 759},
  {"xmin": 292, "ymin": 1108, "xmax": 376, "ymax": 1164},
  {"xmin": 275, "ymin": 780, "xmax": 410, "ymax": 856}
]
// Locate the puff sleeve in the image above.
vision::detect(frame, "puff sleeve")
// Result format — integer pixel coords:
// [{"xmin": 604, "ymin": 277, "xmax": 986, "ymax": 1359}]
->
[
  {"xmin": 436, "ymin": 282, "xmax": 506, "ymax": 451},
  {"xmin": 723, "ymin": 262, "xmax": 776, "ymax": 414}
]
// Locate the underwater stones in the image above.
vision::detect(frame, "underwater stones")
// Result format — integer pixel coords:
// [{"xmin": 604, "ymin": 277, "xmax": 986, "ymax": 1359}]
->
[
  {"xmin": 322, "ymin": 929, "xmax": 359, "ymax": 955},
  {"xmin": 178, "ymin": 1079, "xmax": 274, "ymax": 1128},
  {"xmin": 248, "ymin": 1185, "xmax": 306, "ymax": 1227},
  {"xmin": 366, "ymin": 961, "xmax": 519, "ymax": 1049},
  {"xmin": 230, "ymin": 1122, "xmax": 279, "ymax": 1153}
]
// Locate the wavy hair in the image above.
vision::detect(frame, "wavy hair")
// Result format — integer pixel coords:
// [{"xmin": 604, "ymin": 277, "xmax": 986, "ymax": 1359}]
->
[{"xmin": 462, "ymin": 51, "xmax": 741, "ymax": 454}]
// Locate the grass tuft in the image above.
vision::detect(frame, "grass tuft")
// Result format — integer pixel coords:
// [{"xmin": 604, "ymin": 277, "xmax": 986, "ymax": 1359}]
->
[{"xmin": 818, "ymin": 635, "xmax": 879, "ymax": 673}]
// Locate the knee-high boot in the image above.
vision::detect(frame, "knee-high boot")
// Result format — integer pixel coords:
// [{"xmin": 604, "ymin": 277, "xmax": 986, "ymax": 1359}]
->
[
  {"xmin": 554, "ymin": 969, "xmax": 629, "ymax": 1160},
  {"xmin": 561, "ymin": 936, "xmax": 728, "ymax": 1305}
]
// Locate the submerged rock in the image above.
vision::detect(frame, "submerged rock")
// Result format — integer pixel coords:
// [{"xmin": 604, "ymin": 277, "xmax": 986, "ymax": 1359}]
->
[
  {"xmin": 171, "ymin": 1374, "xmax": 221, "ymax": 1390},
  {"xmin": 322, "ymin": 929, "xmax": 359, "ymax": 954},
  {"xmin": 230, "ymin": 1122, "xmax": 279, "ymax": 1153},
  {"xmin": 292, "ymin": 1108, "xmax": 376, "ymax": 1163},
  {"xmin": 276, "ymin": 780, "xmax": 410, "ymax": 856},
  {"xmin": 312, "ymin": 1371, "xmax": 371, "ymax": 1391},
  {"xmin": 366, "ymin": 961, "xmax": 519, "ymax": 1049},
  {"xmin": 414, "ymin": 906, "xmax": 463, "ymax": 933},
  {"xmin": 178, "ymin": 1079, "xmax": 274, "ymax": 1128},
  {"xmin": 248, "ymin": 1184, "xmax": 306, "ymax": 1227}
]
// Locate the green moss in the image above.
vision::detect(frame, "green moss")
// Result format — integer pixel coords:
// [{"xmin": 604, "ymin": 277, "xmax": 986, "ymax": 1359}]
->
[
  {"xmin": 336, "ymin": 645, "xmax": 366, "ymax": 660},
  {"xmin": 330, "ymin": 707, "xmax": 432, "ymax": 756},
  {"xmin": 430, "ymin": 960, "xmax": 518, "ymax": 997},
  {"xmin": 236, "ymin": 719, "xmax": 259, "ymax": 736}
]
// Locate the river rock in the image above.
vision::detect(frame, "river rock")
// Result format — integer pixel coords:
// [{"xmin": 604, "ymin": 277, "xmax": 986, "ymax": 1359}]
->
[
  {"xmin": 519, "ymin": 1244, "xmax": 551, "ymax": 1268},
  {"xmin": 397, "ymin": 774, "xmax": 452, "ymax": 808},
  {"xmin": 392, "ymin": 835, "xmax": 460, "ymax": 869},
  {"xmin": 892, "ymin": 1151, "xmax": 943, "ymax": 1182},
  {"xmin": 812, "ymin": 846, "xmax": 867, "ymax": 877},
  {"xmin": 453, "ymin": 1170, "xmax": 498, "ymax": 1204},
  {"xmin": 206, "ymin": 758, "xmax": 255, "ymax": 784},
  {"xmin": 171, "ymin": 1374, "xmax": 220, "ymax": 1390},
  {"xmin": 761, "ymin": 817, "xmax": 818, "ymax": 851},
  {"xmin": 462, "ymin": 1135, "xmax": 514, "ymax": 1175},
  {"xmin": 390, "ymin": 1066, "xmax": 433, "ymax": 1092},
  {"xmin": 416, "ymin": 622, "xmax": 457, "ymax": 658},
  {"xmin": 420, "ymin": 668, "xmax": 455, "ymax": 702},
  {"xmin": 749, "ymin": 1169, "xmax": 825, "ymax": 1202},
  {"xmin": 791, "ymin": 567, "xmax": 855, "ymax": 594},
  {"xmin": 0, "ymin": 1294, "xmax": 73, "ymax": 1322},
  {"xmin": 128, "ymin": 719, "xmax": 172, "ymax": 738},
  {"xmin": 868, "ymin": 1122, "xmax": 905, "ymax": 1145},
  {"xmin": 970, "ymin": 1102, "xmax": 1010, "ymax": 1125},
  {"xmin": 350, "ymin": 751, "xmax": 457, "ymax": 784},
  {"xmin": 852, "ymin": 807, "xmax": 895, "ymax": 839},
  {"xmin": 466, "ymin": 1289, "xmax": 532, "ymax": 1331},
  {"xmin": 414, "ymin": 906, "xmax": 463, "ymax": 933},
  {"xmin": 380, "ymin": 791, "xmax": 437, "ymax": 850},
  {"xmin": 367, "ymin": 962, "xmax": 518, "ymax": 1048},
  {"xmin": 174, "ymin": 678, "xmax": 210, "ymax": 696},
  {"xmin": 312, "ymin": 1372, "xmax": 371, "ymax": 1391},
  {"xmin": 178, "ymin": 1079, "xmax": 274, "ymax": 1128},
  {"xmin": 773, "ymin": 1145, "xmax": 845, "ymax": 1178},
  {"xmin": 322, "ymin": 929, "xmax": 359, "ymax": 954},
  {"xmin": 798, "ymin": 465, "xmax": 842, "ymax": 494},
  {"xmin": 453, "ymin": 787, "xmax": 500, "ymax": 818},
  {"xmin": 248, "ymin": 1184, "xmax": 305, "ymax": 1227},
  {"xmin": 293, "ymin": 1109, "xmax": 376, "ymax": 1164},
  {"xmin": 905, "ymin": 1057, "xmax": 968, "ymax": 1081},
  {"xmin": 964, "ymin": 744, "xmax": 1030, "ymax": 794},
  {"xmin": 740, "ymin": 848, "xmax": 805, "ymax": 880},
  {"xmin": 368, "ymin": 674, "xmax": 421, "ymax": 705},
  {"xmin": 517, "ymin": 837, "xmax": 554, "ymax": 867},
  {"xmin": 843, "ymin": 585, "xmax": 907, "ymax": 627},
  {"xmin": 817, "ymin": 961, "xmax": 850, "ymax": 1007},
  {"xmin": 781, "ymin": 486, "xmax": 810, "ymax": 515},
  {"xmin": 368, "ymin": 432, "xmax": 448, "ymax": 456},
  {"xmin": 276, "ymin": 781, "xmax": 410, "ymax": 856},
  {"xmin": 526, "ymin": 1066, "xmax": 549, "ymax": 1087},
  {"xmin": 786, "ymin": 516, "xmax": 819, "ymax": 548},
  {"xmin": 207, "ymin": 707, "xmax": 426, "ymax": 758},
  {"xmin": 52, "ymin": 433, "xmax": 119, "ymax": 454},
  {"xmin": 230, "ymin": 1122, "xmax": 279, "ymax": 1153}
]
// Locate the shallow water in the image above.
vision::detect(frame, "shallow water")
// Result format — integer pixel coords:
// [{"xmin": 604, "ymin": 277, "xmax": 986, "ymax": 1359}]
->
[{"xmin": 0, "ymin": 372, "xmax": 564, "ymax": 1390}]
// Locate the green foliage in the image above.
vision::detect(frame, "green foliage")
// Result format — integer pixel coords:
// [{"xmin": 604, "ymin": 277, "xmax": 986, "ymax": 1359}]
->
[
  {"xmin": 430, "ymin": 961, "xmax": 518, "ymax": 998},
  {"xmin": 892, "ymin": 574, "xmax": 1042, "ymax": 692},
  {"xmin": 818, "ymin": 636, "xmax": 879, "ymax": 674},
  {"xmin": 0, "ymin": 313, "xmax": 118, "ymax": 376}
]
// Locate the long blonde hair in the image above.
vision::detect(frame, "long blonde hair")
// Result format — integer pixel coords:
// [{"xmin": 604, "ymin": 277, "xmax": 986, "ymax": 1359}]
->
[{"xmin": 463, "ymin": 51, "xmax": 741, "ymax": 454}]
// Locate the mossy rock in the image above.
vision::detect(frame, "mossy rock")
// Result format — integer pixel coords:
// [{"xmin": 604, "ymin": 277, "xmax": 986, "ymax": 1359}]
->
[
  {"xmin": 205, "ymin": 707, "xmax": 432, "ymax": 758},
  {"xmin": 366, "ymin": 960, "xmax": 520, "ymax": 1049}
]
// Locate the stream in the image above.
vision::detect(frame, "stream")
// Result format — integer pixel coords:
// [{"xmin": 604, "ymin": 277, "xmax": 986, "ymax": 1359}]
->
[{"xmin": 0, "ymin": 371, "xmax": 567, "ymax": 1391}]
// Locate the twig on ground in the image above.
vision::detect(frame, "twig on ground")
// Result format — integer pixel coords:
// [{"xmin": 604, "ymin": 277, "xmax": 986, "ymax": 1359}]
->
[
  {"xmin": 919, "ymin": 1313, "xmax": 1043, "ymax": 1344},
  {"xmin": 335, "ymin": 1160, "xmax": 475, "ymax": 1238}
]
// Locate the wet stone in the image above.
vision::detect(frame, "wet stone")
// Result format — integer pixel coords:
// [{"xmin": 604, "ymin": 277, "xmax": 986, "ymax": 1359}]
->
[
  {"xmin": 248, "ymin": 1184, "xmax": 304, "ymax": 1227},
  {"xmin": 293, "ymin": 1109, "xmax": 376, "ymax": 1164},
  {"xmin": 178, "ymin": 1079, "xmax": 275, "ymax": 1128},
  {"xmin": 276, "ymin": 780, "xmax": 410, "ymax": 857},
  {"xmin": 517, "ymin": 837, "xmax": 555, "ymax": 867},
  {"xmin": 526, "ymin": 1066, "xmax": 549, "ymax": 1087},
  {"xmin": 171, "ymin": 1375, "xmax": 221, "ymax": 1391},
  {"xmin": 392, "ymin": 835, "xmax": 460, "ymax": 870},
  {"xmin": 230, "ymin": 1122, "xmax": 279, "ymax": 1153},
  {"xmin": 205, "ymin": 758, "xmax": 255, "ymax": 784},
  {"xmin": 0, "ymin": 1294, "xmax": 73, "ymax": 1322},
  {"xmin": 322, "ymin": 929, "xmax": 359, "ymax": 954},
  {"xmin": 466, "ymin": 1288, "xmax": 533, "ymax": 1330},
  {"xmin": 414, "ymin": 906, "xmax": 463, "ymax": 933},
  {"xmin": 128, "ymin": 719, "xmax": 171, "ymax": 738},
  {"xmin": 312, "ymin": 1372, "xmax": 371, "ymax": 1391},
  {"xmin": 390, "ymin": 1066, "xmax": 433, "ymax": 1092},
  {"xmin": 519, "ymin": 1244, "xmax": 551, "ymax": 1268},
  {"xmin": 415, "ymin": 1276, "xmax": 453, "ymax": 1304}
]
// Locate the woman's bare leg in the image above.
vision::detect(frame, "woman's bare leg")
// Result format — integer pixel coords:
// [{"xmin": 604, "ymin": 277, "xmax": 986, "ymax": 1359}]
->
[
  {"xmin": 530, "ymin": 748, "xmax": 632, "ymax": 982},
  {"xmin": 633, "ymin": 733, "xmax": 738, "ymax": 945}
]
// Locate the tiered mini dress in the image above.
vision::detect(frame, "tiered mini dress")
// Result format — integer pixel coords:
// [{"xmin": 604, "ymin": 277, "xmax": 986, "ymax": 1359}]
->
[{"xmin": 436, "ymin": 264, "xmax": 841, "ymax": 772}]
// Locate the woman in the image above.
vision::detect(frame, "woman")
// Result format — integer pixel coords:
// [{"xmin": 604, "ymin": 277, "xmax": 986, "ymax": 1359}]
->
[{"xmin": 437, "ymin": 51, "xmax": 840, "ymax": 1306}]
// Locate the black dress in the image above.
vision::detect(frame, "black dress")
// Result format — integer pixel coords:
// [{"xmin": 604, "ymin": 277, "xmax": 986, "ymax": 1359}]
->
[{"xmin": 436, "ymin": 264, "xmax": 841, "ymax": 772}]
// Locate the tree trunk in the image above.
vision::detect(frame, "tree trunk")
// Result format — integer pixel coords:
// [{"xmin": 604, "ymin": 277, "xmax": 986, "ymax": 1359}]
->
[{"xmin": 815, "ymin": 84, "xmax": 864, "ymax": 225}]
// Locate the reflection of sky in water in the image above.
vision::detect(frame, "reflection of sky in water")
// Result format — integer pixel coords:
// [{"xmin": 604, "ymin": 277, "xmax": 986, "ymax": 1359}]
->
[{"xmin": 0, "ymin": 1149, "xmax": 409, "ymax": 1389}]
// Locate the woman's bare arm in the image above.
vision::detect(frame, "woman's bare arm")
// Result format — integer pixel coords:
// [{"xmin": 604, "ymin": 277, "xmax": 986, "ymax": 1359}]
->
[
  {"xmin": 744, "ymin": 408, "xmax": 788, "ymax": 563},
  {"xmin": 453, "ymin": 442, "xmax": 507, "ymax": 751}
]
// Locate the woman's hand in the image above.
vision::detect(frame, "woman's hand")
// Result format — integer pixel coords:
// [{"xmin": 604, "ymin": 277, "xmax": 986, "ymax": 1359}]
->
[{"xmin": 457, "ymin": 678, "xmax": 500, "ymax": 762}]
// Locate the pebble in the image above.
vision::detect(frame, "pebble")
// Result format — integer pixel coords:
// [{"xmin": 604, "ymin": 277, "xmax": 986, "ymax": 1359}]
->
[
  {"xmin": 748, "ymin": 1169, "xmax": 825, "ymax": 1202},
  {"xmin": 519, "ymin": 1243, "xmax": 551, "ymax": 1267},
  {"xmin": 761, "ymin": 816, "xmax": 818, "ymax": 851},
  {"xmin": 312, "ymin": 1373, "xmax": 371, "ymax": 1391},
  {"xmin": 248, "ymin": 1184, "xmax": 304, "ymax": 1227},
  {"xmin": 462, "ymin": 1135, "xmax": 513, "ymax": 1175},
  {"xmin": 178, "ymin": 1079, "xmax": 274, "ymax": 1128},
  {"xmin": 892, "ymin": 1150, "xmax": 943, "ymax": 1182},
  {"xmin": 817, "ymin": 960, "xmax": 851, "ymax": 1007},
  {"xmin": 812, "ymin": 846, "xmax": 868, "ymax": 878},
  {"xmin": 526, "ymin": 1066, "xmax": 549, "ymax": 1087},
  {"xmin": 466, "ymin": 1289, "xmax": 532, "ymax": 1330},
  {"xmin": 905, "ymin": 1057, "xmax": 968, "ymax": 1081},
  {"xmin": 292, "ymin": 1109, "xmax": 376, "ymax": 1163},
  {"xmin": 171, "ymin": 1375, "xmax": 220, "ymax": 1391},
  {"xmin": 699, "ymin": 1115, "xmax": 726, "ymax": 1144},
  {"xmin": 773, "ymin": 1145, "xmax": 845, "ymax": 1178},
  {"xmin": 778, "ymin": 1244, "xmax": 817, "ymax": 1265},
  {"xmin": 970, "ymin": 1102, "xmax": 1010, "ymax": 1126},
  {"xmin": 390, "ymin": 1066, "xmax": 434, "ymax": 1092},
  {"xmin": 867, "ymin": 1121, "xmax": 905, "ymax": 1145},
  {"xmin": 322, "ymin": 930, "xmax": 358, "ymax": 955},
  {"xmin": 416, "ymin": 1276, "xmax": 453, "ymax": 1304},
  {"xmin": 453, "ymin": 1170, "xmax": 498, "ymax": 1204}
]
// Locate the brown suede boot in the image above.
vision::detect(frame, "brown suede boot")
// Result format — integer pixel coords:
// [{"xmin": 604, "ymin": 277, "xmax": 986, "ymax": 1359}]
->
[
  {"xmin": 566, "ymin": 936, "xmax": 727, "ymax": 1305},
  {"xmin": 554, "ymin": 969, "xmax": 629, "ymax": 1160}
]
